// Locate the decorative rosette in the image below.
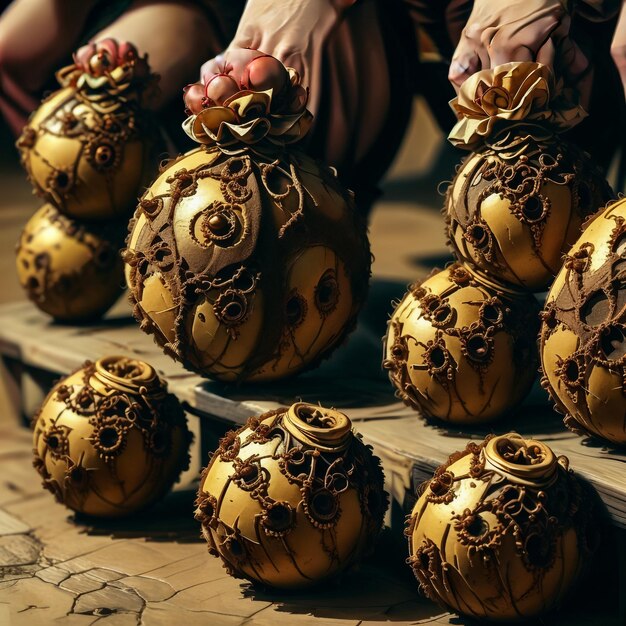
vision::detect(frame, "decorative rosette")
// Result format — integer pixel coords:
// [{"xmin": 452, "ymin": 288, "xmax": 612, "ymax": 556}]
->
[
  {"xmin": 448, "ymin": 62, "xmax": 587, "ymax": 150},
  {"xmin": 182, "ymin": 50, "xmax": 313, "ymax": 148},
  {"xmin": 55, "ymin": 38, "xmax": 156, "ymax": 114}
]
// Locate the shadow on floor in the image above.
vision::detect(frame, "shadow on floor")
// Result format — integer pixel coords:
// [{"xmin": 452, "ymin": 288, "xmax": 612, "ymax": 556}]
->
[{"xmin": 75, "ymin": 487, "xmax": 202, "ymax": 543}]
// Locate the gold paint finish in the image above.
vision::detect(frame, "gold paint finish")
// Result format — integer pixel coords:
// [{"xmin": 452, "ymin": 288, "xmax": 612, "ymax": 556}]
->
[
  {"xmin": 383, "ymin": 263, "xmax": 539, "ymax": 424},
  {"xmin": 541, "ymin": 196, "xmax": 626, "ymax": 445},
  {"xmin": 126, "ymin": 61, "xmax": 370, "ymax": 382},
  {"xmin": 16, "ymin": 51, "xmax": 157, "ymax": 220},
  {"xmin": 194, "ymin": 402, "xmax": 387, "ymax": 588},
  {"xmin": 124, "ymin": 148, "xmax": 370, "ymax": 382},
  {"xmin": 32, "ymin": 356, "xmax": 192, "ymax": 517},
  {"xmin": 407, "ymin": 433, "xmax": 597, "ymax": 622},
  {"xmin": 445, "ymin": 136, "xmax": 613, "ymax": 291},
  {"xmin": 16, "ymin": 204, "xmax": 124, "ymax": 322}
]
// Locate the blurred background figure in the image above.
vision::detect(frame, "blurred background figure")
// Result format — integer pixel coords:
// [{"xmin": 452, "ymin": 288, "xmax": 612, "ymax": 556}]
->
[
  {"xmin": 0, "ymin": 0, "xmax": 624, "ymax": 199},
  {"xmin": 0, "ymin": 0, "xmax": 245, "ymax": 146}
]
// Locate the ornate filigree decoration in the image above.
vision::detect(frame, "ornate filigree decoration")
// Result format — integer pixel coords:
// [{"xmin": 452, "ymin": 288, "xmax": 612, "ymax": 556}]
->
[
  {"xmin": 32, "ymin": 357, "xmax": 192, "ymax": 517},
  {"xmin": 541, "ymin": 197, "xmax": 626, "ymax": 444},
  {"xmin": 406, "ymin": 434, "xmax": 597, "ymax": 621},
  {"xmin": 383, "ymin": 263, "xmax": 539, "ymax": 423},
  {"xmin": 194, "ymin": 403, "xmax": 388, "ymax": 588}
]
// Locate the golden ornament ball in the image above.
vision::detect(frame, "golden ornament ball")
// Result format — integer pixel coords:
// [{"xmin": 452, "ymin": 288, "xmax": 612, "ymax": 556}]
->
[
  {"xmin": 541, "ymin": 196, "xmax": 626, "ymax": 445},
  {"xmin": 407, "ymin": 433, "xmax": 598, "ymax": 622},
  {"xmin": 16, "ymin": 39, "xmax": 157, "ymax": 220},
  {"xmin": 124, "ymin": 55, "xmax": 370, "ymax": 382},
  {"xmin": 445, "ymin": 135, "xmax": 612, "ymax": 291},
  {"xmin": 16, "ymin": 204, "xmax": 124, "ymax": 322},
  {"xmin": 445, "ymin": 62, "xmax": 613, "ymax": 292},
  {"xmin": 383, "ymin": 263, "xmax": 539, "ymax": 424},
  {"xmin": 194, "ymin": 402, "xmax": 387, "ymax": 588},
  {"xmin": 32, "ymin": 356, "xmax": 192, "ymax": 517}
]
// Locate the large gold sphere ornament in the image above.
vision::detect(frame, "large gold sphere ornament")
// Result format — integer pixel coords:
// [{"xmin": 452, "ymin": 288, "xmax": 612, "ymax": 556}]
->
[
  {"xmin": 407, "ymin": 433, "xmax": 598, "ymax": 622},
  {"xmin": 16, "ymin": 204, "xmax": 124, "ymax": 321},
  {"xmin": 383, "ymin": 263, "xmax": 539, "ymax": 424},
  {"xmin": 541, "ymin": 197, "xmax": 626, "ymax": 445},
  {"xmin": 32, "ymin": 356, "xmax": 192, "ymax": 517},
  {"xmin": 194, "ymin": 402, "xmax": 387, "ymax": 588},
  {"xmin": 445, "ymin": 62, "xmax": 613, "ymax": 291},
  {"xmin": 16, "ymin": 39, "xmax": 158, "ymax": 220},
  {"xmin": 124, "ymin": 51, "xmax": 370, "ymax": 382}
]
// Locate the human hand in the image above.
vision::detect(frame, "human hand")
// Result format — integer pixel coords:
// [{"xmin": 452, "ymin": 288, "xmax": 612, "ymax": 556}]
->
[
  {"xmin": 449, "ymin": 0, "xmax": 591, "ymax": 104},
  {"xmin": 184, "ymin": 49, "xmax": 307, "ymax": 114},
  {"xmin": 198, "ymin": 0, "xmax": 348, "ymax": 115}
]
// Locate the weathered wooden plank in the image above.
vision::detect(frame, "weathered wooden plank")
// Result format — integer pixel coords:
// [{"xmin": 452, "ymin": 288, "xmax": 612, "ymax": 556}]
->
[{"xmin": 2, "ymin": 298, "xmax": 626, "ymax": 531}]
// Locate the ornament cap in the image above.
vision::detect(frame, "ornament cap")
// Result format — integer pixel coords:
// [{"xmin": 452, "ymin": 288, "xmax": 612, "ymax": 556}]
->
[
  {"xmin": 484, "ymin": 433, "xmax": 559, "ymax": 487},
  {"xmin": 93, "ymin": 355, "xmax": 162, "ymax": 396},
  {"xmin": 283, "ymin": 402, "xmax": 352, "ymax": 451}
]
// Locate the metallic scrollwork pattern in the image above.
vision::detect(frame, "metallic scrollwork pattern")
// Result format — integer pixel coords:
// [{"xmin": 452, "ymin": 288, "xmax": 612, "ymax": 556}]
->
[
  {"xmin": 383, "ymin": 263, "xmax": 539, "ymax": 424},
  {"xmin": 32, "ymin": 356, "xmax": 192, "ymax": 517},
  {"xmin": 194, "ymin": 403, "xmax": 387, "ymax": 588},
  {"xmin": 16, "ymin": 204, "xmax": 124, "ymax": 321},
  {"xmin": 124, "ymin": 147, "xmax": 370, "ymax": 382},
  {"xmin": 406, "ymin": 434, "xmax": 598, "ymax": 622},
  {"xmin": 16, "ymin": 39, "xmax": 158, "ymax": 220},
  {"xmin": 541, "ymin": 197, "xmax": 626, "ymax": 445},
  {"xmin": 445, "ymin": 134, "xmax": 613, "ymax": 291}
]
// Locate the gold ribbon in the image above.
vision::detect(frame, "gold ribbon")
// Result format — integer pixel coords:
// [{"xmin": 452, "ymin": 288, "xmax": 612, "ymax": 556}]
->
[{"xmin": 448, "ymin": 62, "xmax": 587, "ymax": 150}]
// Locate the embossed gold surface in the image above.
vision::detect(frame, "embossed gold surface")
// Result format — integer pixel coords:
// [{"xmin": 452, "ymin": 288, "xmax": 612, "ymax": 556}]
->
[
  {"xmin": 32, "ymin": 356, "xmax": 192, "ymax": 517},
  {"xmin": 125, "ymin": 58, "xmax": 370, "ymax": 382},
  {"xmin": 195, "ymin": 402, "xmax": 387, "ymax": 588},
  {"xmin": 383, "ymin": 263, "xmax": 539, "ymax": 423},
  {"xmin": 16, "ymin": 40, "xmax": 157, "ymax": 220},
  {"xmin": 16, "ymin": 204, "xmax": 124, "ymax": 321},
  {"xmin": 445, "ymin": 62, "xmax": 613, "ymax": 292},
  {"xmin": 541, "ymin": 197, "xmax": 626, "ymax": 445},
  {"xmin": 445, "ymin": 136, "xmax": 612, "ymax": 291},
  {"xmin": 407, "ymin": 433, "xmax": 597, "ymax": 622}
]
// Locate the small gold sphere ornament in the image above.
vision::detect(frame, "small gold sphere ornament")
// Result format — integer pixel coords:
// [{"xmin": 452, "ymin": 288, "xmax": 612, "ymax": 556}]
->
[
  {"xmin": 445, "ymin": 62, "xmax": 613, "ymax": 291},
  {"xmin": 16, "ymin": 204, "xmax": 124, "ymax": 322},
  {"xmin": 124, "ymin": 50, "xmax": 370, "ymax": 382},
  {"xmin": 16, "ymin": 39, "xmax": 158, "ymax": 220},
  {"xmin": 541, "ymin": 196, "xmax": 626, "ymax": 445},
  {"xmin": 194, "ymin": 402, "xmax": 387, "ymax": 588},
  {"xmin": 407, "ymin": 433, "xmax": 598, "ymax": 622},
  {"xmin": 383, "ymin": 263, "xmax": 539, "ymax": 424},
  {"xmin": 32, "ymin": 356, "xmax": 192, "ymax": 517}
]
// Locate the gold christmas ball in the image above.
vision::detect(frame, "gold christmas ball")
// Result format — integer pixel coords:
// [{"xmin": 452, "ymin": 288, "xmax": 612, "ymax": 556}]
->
[
  {"xmin": 16, "ymin": 39, "xmax": 157, "ymax": 220},
  {"xmin": 32, "ymin": 356, "xmax": 192, "ymax": 517},
  {"xmin": 445, "ymin": 134, "xmax": 613, "ymax": 292},
  {"xmin": 541, "ymin": 196, "xmax": 626, "ymax": 445},
  {"xmin": 194, "ymin": 402, "xmax": 387, "ymax": 588},
  {"xmin": 383, "ymin": 263, "xmax": 539, "ymax": 424},
  {"xmin": 16, "ymin": 204, "xmax": 124, "ymax": 322},
  {"xmin": 124, "ymin": 147, "xmax": 370, "ymax": 382},
  {"xmin": 407, "ymin": 433, "xmax": 597, "ymax": 622}
]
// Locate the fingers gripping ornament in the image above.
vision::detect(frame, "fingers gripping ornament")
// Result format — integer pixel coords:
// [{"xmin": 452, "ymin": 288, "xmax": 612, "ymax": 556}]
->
[
  {"xmin": 124, "ymin": 51, "xmax": 370, "ymax": 382},
  {"xmin": 541, "ymin": 197, "xmax": 626, "ymax": 445},
  {"xmin": 445, "ymin": 62, "xmax": 614, "ymax": 291},
  {"xmin": 407, "ymin": 433, "xmax": 598, "ymax": 622},
  {"xmin": 194, "ymin": 402, "xmax": 387, "ymax": 588},
  {"xmin": 32, "ymin": 356, "xmax": 192, "ymax": 517},
  {"xmin": 17, "ymin": 39, "xmax": 158, "ymax": 220},
  {"xmin": 383, "ymin": 263, "xmax": 539, "ymax": 424}
]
